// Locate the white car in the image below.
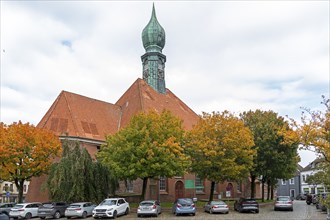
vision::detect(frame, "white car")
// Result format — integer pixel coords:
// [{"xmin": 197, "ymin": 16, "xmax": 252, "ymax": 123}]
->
[
  {"xmin": 65, "ymin": 202, "xmax": 96, "ymax": 219},
  {"xmin": 9, "ymin": 203, "xmax": 42, "ymax": 219},
  {"xmin": 92, "ymin": 198, "xmax": 129, "ymax": 219}
]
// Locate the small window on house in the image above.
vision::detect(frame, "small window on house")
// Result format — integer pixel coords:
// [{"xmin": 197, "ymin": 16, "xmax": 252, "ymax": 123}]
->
[
  {"xmin": 302, "ymin": 175, "xmax": 306, "ymax": 182},
  {"xmin": 126, "ymin": 180, "xmax": 133, "ymax": 193},
  {"xmin": 9, "ymin": 184, "xmax": 13, "ymax": 192},
  {"xmin": 195, "ymin": 176, "xmax": 204, "ymax": 193},
  {"xmin": 282, "ymin": 179, "xmax": 286, "ymax": 185},
  {"xmin": 290, "ymin": 178, "xmax": 294, "ymax": 185},
  {"xmin": 159, "ymin": 176, "xmax": 167, "ymax": 191},
  {"xmin": 23, "ymin": 185, "xmax": 27, "ymax": 192}
]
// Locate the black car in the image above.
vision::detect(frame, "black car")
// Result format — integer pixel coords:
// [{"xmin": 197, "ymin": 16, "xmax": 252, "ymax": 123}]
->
[
  {"xmin": 234, "ymin": 198, "xmax": 259, "ymax": 213},
  {"xmin": 38, "ymin": 202, "xmax": 68, "ymax": 219}
]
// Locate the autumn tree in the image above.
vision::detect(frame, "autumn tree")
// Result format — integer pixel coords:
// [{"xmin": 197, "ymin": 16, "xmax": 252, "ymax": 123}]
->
[
  {"xmin": 0, "ymin": 121, "xmax": 61, "ymax": 202},
  {"xmin": 47, "ymin": 140, "xmax": 116, "ymax": 203},
  {"xmin": 294, "ymin": 95, "xmax": 330, "ymax": 163},
  {"xmin": 240, "ymin": 110, "xmax": 300, "ymax": 201},
  {"xmin": 185, "ymin": 111, "xmax": 256, "ymax": 202},
  {"xmin": 293, "ymin": 96, "xmax": 330, "ymax": 208},
  {"xmin": 97, "ymin": 110, "xmax": 190, "ymax": 200}
]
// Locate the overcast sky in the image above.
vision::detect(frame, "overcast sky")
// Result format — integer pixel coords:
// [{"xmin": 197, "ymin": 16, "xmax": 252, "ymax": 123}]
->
[{"xmin": 1, "ymin": 1, "xmax": 329, "ymax": 167}]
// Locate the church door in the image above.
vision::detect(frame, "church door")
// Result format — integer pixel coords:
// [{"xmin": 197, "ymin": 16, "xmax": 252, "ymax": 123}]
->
[{"xmin": 175, "ymin": 181, "xmax": 184, "ymax": 199}]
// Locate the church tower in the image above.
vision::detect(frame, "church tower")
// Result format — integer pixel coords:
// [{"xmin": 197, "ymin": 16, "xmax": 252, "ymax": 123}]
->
[{"xmin": 141, "ymin": 4, "xmax": 166, "ymax": 94}]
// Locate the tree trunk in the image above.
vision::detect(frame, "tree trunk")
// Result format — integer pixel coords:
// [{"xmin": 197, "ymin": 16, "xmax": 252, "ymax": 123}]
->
[
  {"xmin": 267, "ymin": 179, "xmax": 271, "ymax": 200},
  {"xmin": 261, "ymin": 180, "xmax": 265, "ymax": 202},
  {"xmin": 209, "ymin": 181, "xmax": 215, "ymax": 202},
  {"xmin": 14, "ymin": 179, "xmax": 25, "ymax": 203},
  {"xmin": 250, "ymin": 175, "xmax": 256, "ymax": 198},
  {"xmin": 271, "ymin": 184, "xmax": 274, "ymax": 200},
  {"xmin": 141, "ymin": 177, "xmax": 148, "ymax": 201}
]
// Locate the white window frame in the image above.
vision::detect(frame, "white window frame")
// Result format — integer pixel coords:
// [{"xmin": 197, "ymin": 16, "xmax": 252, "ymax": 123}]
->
[
  {"xmin": 289, "ymin": 178, "xmax": 294, "ymax": 185},
  {"xmin": 159, "ymin": 176, "xmax": 166, "ymax": 192},
  {"xmin": 282, "ymin": 179, "xmax": 286, "ymax": 185},
  {"xmin": 195, "ymin": 176, "xmax": 204, "ymax": 193}
]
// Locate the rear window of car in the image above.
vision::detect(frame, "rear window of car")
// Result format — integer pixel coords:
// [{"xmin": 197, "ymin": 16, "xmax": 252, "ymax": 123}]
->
[
  {"xmin": 68, "ymin": 205, "xmax": 80, "ymax": 208},
  {"xmin": 140, "ymin": 202, "xmax": 154, "ymax": 206},
  {"xmin": 178, "ymin": 199, "xmax": 193, "ymax": 204},
  {"xmin": 212, "ymin": 201, "xmax": 225, "ymax": 205},
  {"xmin": 13, "ymin": 205, "xmax": 24, "ymax": 209},
  {"xmin": 277, "ymin": 197, "xmax": 290, "ymax": 201},
  {"xmin": 43, "ymin": 203, "xmax": 54, "ymax": 207}
]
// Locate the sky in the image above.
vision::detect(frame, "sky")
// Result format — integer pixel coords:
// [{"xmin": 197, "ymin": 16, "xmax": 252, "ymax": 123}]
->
[{"xmin": 1, "ymin": 1, "xmax": 329, "ymax": 167}]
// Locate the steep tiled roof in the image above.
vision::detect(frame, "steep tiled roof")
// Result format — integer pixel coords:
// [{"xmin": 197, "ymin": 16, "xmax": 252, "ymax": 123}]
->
[
  {"xmin": 37, "ymin": 91, "xmax": 122, "ymax": 141},
  {"xmin": 38, "ymin": 79, "xmax": 200, "ymax": 142},
  {"xmin": 116, "ymin": 78, "xmax": 200, "ymax": 130}
]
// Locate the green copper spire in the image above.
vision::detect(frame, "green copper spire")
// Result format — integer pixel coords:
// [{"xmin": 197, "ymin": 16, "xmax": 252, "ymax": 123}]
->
[
  {"xmin": 141, "ymin": 3, "xmax": 166, "ymax": 94},
  {"xmin": 142, "ymin": 3, "xmax": 166, "ymax": 52}
]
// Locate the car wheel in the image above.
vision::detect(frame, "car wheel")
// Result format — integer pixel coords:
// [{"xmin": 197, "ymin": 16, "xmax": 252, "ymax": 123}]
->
[
  {"xmin": 210, "ymin": 209, "xmax": 213, "ymax": 214},
  {"xmin": 54, "ymin": 211, "xmax": 61, "ymax": 219},
  {"xmin": 192, "ymin": 213, "xmax": 195, "ymax": 216},
  {"xmin": 113, "ymin": 210, "xmax": 117, "ymax": 219},
  {"xmin": 82, "ymin": 212, "xmax": 87, "ymax": 219},
  {"xmin": 291, "ymin": 208, "xmax": 293, "ymax": 211},
  {"xmin": 175, "ymin": 212, "xmax": 179, "ymax": 216},
  {"xmin": 67, "ymin": 217, "xmax": 71, "ymax": 219},
  {"xmin": 25, "ymin": 212, "xmax": 32, "ymax": 219},
  {"xmin": 137, "ymin": 214, "xmax": 140, "ymax": 218},
  {"xmin": 40, "ymin": 217, "xmax": 46, "ymax": 219},
  {"xmin": 256, "ymin": 210, "xmax": 259, "ymax": 214},
  {"xmin": 125, "ymin": 208, "xmax": 129, "ymax": 215}
]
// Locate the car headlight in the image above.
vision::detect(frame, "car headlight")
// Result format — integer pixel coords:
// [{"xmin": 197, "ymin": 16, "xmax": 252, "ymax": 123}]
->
[{"xmin": 107, "ymin": 208, "xmax": 113, "ymax": 212}]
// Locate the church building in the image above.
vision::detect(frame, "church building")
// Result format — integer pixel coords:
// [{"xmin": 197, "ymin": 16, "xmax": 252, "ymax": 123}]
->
[{"xmin": 26, "ymin": 4, "xmax": 257, "ymax": 203}]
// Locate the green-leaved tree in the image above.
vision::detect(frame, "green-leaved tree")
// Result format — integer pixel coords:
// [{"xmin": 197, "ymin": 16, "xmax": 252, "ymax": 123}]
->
[
  {"xmin": 97, "ymin": 110, "xmax": 190, "ymax": 200},
  {"xmin": 185, "ymin": 111, "xmax": 256, "ymax": 201}
]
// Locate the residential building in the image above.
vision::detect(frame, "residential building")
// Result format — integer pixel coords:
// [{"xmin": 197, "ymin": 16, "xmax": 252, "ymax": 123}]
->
[
  {"xmin": 0, "ymin": 181, "xmax": 29, "ymax": 203},
  {"xmin": 276, "ymin": 165, "xmax": 302, "ymax": 199},
  {"xmin": 300, "ymin": 158, "xmax": 326, "ymax": 194}
]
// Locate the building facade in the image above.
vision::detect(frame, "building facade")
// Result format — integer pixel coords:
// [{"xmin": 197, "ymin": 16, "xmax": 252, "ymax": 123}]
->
[
  {"xmin": 300, "ymin": 159, "xmax": 327, "ymax": 195},
  {"xmin": 0, "ymin": 181, "xmax": 29, "ymax": 203},
  {"xmin": 276, "ymin": 165, "xmax": 302, "ymax": 199}
]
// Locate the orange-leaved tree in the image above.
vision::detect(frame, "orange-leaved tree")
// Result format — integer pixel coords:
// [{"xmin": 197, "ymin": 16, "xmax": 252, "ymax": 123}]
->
[{"xmin": 0, "ymin": 121, "xmax": 61, "ymax": 202}]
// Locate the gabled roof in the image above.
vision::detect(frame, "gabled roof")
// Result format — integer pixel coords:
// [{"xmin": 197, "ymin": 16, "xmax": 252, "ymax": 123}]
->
[
  {"xmin": 37, "ymin": 91, "xmax": 122, "ymax": 141},
  {"xmin": 116, "ymin": 78, "xmax": 200, "ymax": 130},
  {"xmin": 301, "ymin": 158, "xmax": 325, "ymax": 172},
  {"xmin": 38, "ymin": 79, "xmax": 200, "ymax": 142}
]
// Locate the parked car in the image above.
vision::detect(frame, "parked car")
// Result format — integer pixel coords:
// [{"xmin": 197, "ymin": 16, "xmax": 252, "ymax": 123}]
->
[
  {"xmin": 274, "ymin": 196, "xmax": 293, "ymax": 211},
  {"xmin": 137, "ymin": 200, "xmax": 161, "ymax": 217},
  {"xmin": 65, "ymin": 202, "xmax": 96, "ymax": 219},
  {"xmin": 0, "ymin": 203, "xmax": 16, "ymax": 216},
  {"xmin": 9, "ymin": 203, "xmax": 42, "ymax": 219},
  {"xmin": 92, "ymin": 198, "xmax": 129, "ymax": 219},
  {"xmin": 234, "ymin": 198, "xmax": 259, "ymax": 213},
  {"xmin": 203, "ymin": 200, "xmax": 229, "ymax": 214},
  {"xmin": 38, "ymin": 202, "xmax": 68, "ymax": 219},
  {"xmin": 172, "ymin": 198, "xmax": 196, "ymax": 216},
  {"xmin": 296, "ymin": 193, "xmax": 307, "ymax": 200},
  {"xmin": 306, "ymin": 194, "xmax": 313, "ymax": 205}
]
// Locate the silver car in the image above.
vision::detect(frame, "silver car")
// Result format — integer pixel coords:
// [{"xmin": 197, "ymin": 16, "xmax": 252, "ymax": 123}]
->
[
  {"xmin": 204, "ymin": 200, "xmax": 229, "ymax": 214},
  {"xmin": 65, "ymin": 202, "xmax": 96, "ymax": 219},
  {"xmin": 274, "ymin": 196, "xmax": 293, "ymax": 211},
  {"xmin": 9, "ymin": 203, "xmax": 42, "ymax": 219},
  {"xmin": 137, "ymin": 200, "xmax": 161, "ymax": 217}
]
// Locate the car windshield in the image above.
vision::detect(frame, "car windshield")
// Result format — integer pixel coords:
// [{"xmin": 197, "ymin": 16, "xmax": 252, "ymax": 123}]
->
[
  {"xmin": 13, "ymin": 205, "xmax": 24, "ymax": 209},
  {"xmin": 101, "ymin": 200, "xmax": 117, "ymax": 206},
  {"xmin": 178, "ymin": 199, "xmax": 193, "ymax": 205},
  {"xmin": 140, "ymin": 202, "xmax": 154, "ymax": 206},
  {"xmin": 212, "ymin": 201, "xmax": 225, "ymax": 205},
  {"xmin": 243, "ymin": 199, "xmax": 256, "ymax": 203}
]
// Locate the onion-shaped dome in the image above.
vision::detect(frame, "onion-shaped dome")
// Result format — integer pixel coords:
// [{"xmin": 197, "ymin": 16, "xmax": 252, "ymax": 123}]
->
[{"xmin": 142, "ymin": 4, "xmax": 166, "ymax": 52}]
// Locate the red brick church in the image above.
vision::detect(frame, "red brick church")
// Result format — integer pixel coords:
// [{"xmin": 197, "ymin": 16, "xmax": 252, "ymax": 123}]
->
[{"xmin": 27, "ymin": 4, "xmax": 261, "ymax": 203}]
